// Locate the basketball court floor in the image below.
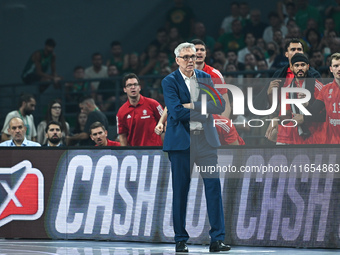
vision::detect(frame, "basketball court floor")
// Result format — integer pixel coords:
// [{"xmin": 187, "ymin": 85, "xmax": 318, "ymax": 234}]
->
[{"xmin": 0, "ymin": 239, "xmax": 339, "ymax": 254}]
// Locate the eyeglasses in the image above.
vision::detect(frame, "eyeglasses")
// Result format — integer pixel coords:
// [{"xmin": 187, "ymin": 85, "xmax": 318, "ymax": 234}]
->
[
  {"xmin": 51, "ymin": 106, "xmax": 62, "ymax": 110},
  {"xmin": 126, "ymin": 83, "xmax": 139, "ymax": 88},
  {"xmin": 177, "ymin": 55, "xmax": 197, "ymax": 61}
]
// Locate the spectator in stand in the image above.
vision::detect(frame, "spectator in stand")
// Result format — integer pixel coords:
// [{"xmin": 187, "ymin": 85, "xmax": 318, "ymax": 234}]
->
[
  {"xmin": 227, "ymin": 50, "xmax": 245, "ymax": 71},
  {"xmin": 85, "ymin": 52, "xmax": 108, "ymax": 93},
  {"xmin": 238, "ymin": 32, "xmax": 256, "ymax": 64},
  {"xmin": 295, "ymin": 0, "xmax": 322, "ymax": 33},
  {"xmin": 90, "ymin": 121, "xmax": 120, "ymax": 146},
  {"xmin": 66, "ymin": 96, "xmax": 109, "ymax": 146},
  {"xmin": 150, "ymin": 50, "xmax": 171, "ymax": 103},
  {"xmin": 329, "ymin": 37, "xmax": 340, "ymax": 54},
  {"xmin": 0, "ymin": 117, "xmax": 40, "ymax": 147},
  {"xmin": 125, "ymin": 52, "xmax": 142, "ymax": 75},
  {"xmin": 286, "ymin": 25, "xmax": 309, "ymax": 53},
  {"xmin": 263, "ymin": 11, "xmax": 288, "ymax": 43},
  {"xmin": 323, "ymin": 17, "xmax": 336, "ymax": 37},
  {"xmin": 1, "ymin": 94, "xmax": 37, "ymax": 142},
  {"xmin": 244, "ymin": 53, "xmax": 258, "ymax": 71},
  {"xmin": 139, "ymin": 44, "xmax": 159, "ymax": 76},
  {"xmin": 65, "ymin": 66, "xmax": 91, "ymax": 113},
  {"xmin": 169, "ymin": 27, "xmax": 183, "ymax": 44},
  {"xmin": 97, "ymin": 64, "xmax": 120, "ymax": 113},
  {"xmin": 244, "ymin": 9, "xmax": 268, "ymax": 40},
  {"xmin": 276, "ymin": 0, "xmax": 294, "ymax": 23},
  {"xmin": 239, "ymin": 2, "xmax": 250, "ymax": 27},
  {"xmin": 251, "ymin": 46, "xmax": 266, "ymax": 63},
  {"xmin": 256, "ymin": 59, "xmax": 270, "ymax": 78},
  {"xmin": 21, "ymin": 38, "xmax": 61, "ymax": 88},
  {"xmin": 213, "ymin": 50, "xmax": 228, "ymax": 72},
  {"xmin": 189, "ymin": 22, "xmax": 215, "ymax": 52},
  {"xmin": 106, "ymin": 41, "xmax": 129, "ymax": 73},
  {"xmin": 310, "ymin": 49, "xmax": 327, "ymax": 75},
  {"xmin": 325, "ymin": 0, "xmax": 340, "ymax": 32},
  {"xmin": 117, "ymin": 73, "xmax": 163, "ymax": 146},
  {"xmin": 273, "ymin": 29, "xmax": 286, "ymax": 55},
  {"xmin": 216, "ymin": 19, "xmax": 245, "ymax": 54},
  {"xmin": 37, "ymin": 99, "xmax": 69, "ymax": 145},
  {"xmin": 68, "ymin": 112, "xmax": 87, "ymax": 146},
  {"xmin": 305, "ymin": 28, "xmax": 323, "ymax": 53},
  {"xmin": 153, "ymin": 50, "xmax": 171, "ymax": 75},
  {"xmin": 266, "ymin": 41, "xmax": 287, "ymax": 69},
  {"xmin": 286, "ymin": 18, "xmax": 298, "ymax": 31},
  {"xmin": 256, "ymin": 38, "xmax": 267, "ymax": 52},
  {"xmin": 224, "ymin": 63, "xmax": 238, "ymax": 84},
  {"xmin": 219, "ymin": 1, "xmax": 240, "ymax": 35},
  {"xmin": 150, "ymin": 27, "xmax": 169, "ymax": 51},
  {"xmin": 293, "ymin": 53, "xmax": 340, "ymax": 144},
  {"xmin": 165, "ymin": 0, "xmax": 195, "ymax": 39},
  {"xmin": 283, "ymin": 2, "xmax": 297, "ymax": 25},
  {"xmin": 43, "ymin": 120, "xmax": 64, "ymax": 147}
]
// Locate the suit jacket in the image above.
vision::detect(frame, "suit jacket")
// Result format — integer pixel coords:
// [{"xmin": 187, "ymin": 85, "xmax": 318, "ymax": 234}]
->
[{"xmin": 161, "ymin": 69, "xmax": 225, "ymax": 151}]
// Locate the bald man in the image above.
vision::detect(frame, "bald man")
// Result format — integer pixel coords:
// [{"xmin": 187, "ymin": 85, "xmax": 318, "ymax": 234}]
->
[{"xmin": 0, "ymin": 117, "xmax": 41, "ymax": 146}]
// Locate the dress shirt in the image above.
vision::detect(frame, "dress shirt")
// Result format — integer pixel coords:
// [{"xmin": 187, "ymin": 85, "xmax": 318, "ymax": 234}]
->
[
  {"xmin": 0, "ymin": 137, "xmax": 41, "ymax": 147},
  {"xmin": 179, "ymin": 69, "xmax": 203, "ymax": 131}
]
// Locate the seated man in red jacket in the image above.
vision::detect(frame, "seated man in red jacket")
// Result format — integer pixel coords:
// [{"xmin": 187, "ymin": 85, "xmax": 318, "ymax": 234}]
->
[{"xmin": 90, "ymin": 121, "xmax": 120, "ymax": 146}]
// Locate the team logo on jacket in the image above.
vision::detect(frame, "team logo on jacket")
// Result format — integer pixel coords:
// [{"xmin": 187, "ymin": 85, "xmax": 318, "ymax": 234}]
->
[
  {"xmin": 0, "ymin": 160, "xmax": 44, "ymax": 227},
  {"xmin": 329, "ymin": 89, "xmax": 333, "ymax": 98},
  {"xmin": 143, "ymin": 110, "xmax": 147, "ymax": 115}
]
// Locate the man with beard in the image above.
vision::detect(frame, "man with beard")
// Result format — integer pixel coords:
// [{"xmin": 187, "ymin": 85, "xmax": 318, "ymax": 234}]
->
[
  {"xmin": 90, "ymin": 122, "xmax": 120, "ymax": 146},
  {"xmin": 43, "ymin": 121, "xmax": 64, "ymax": 147},
  {"xmin": 294, "ymin": 53, "xmax": 340, "ymax": 144},
  {"xmin": 1, "ymin": 94, "xmax": 37, "ymax": 142},
  {"xmin": 0, "ymin": 118, "xmax": 40, "ymax": 147},
  {"xmin": 116, "ymin": 73, "xmax": 163, "ymax": 146},
  {"xmin": 266, "ymin": 53, "xmax": 324, "ymax": 144},
  {"xmin": 254, "ymin": 38, "xmax": 321, "ymax": 143}
]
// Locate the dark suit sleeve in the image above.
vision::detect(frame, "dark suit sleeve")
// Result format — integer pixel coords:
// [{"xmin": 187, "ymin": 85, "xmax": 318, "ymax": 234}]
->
[{"xmin": 162, "ymin": 75, "xmax": 190, "ymax": 122}]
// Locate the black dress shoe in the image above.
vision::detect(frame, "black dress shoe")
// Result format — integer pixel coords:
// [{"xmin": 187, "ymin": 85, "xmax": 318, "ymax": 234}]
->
[
  {"xmin": 176, "ymin": 241, "xmax": 188, "ymax": 252},
  {"xmin": 209, "ymin": 240, "xmax": 231, "ymax": 252}
]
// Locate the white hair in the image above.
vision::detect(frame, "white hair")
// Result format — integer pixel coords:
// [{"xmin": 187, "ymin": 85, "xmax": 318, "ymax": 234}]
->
[{"xmin": 174, "ymin": 42, "xmax": 196, "ymax": 57}]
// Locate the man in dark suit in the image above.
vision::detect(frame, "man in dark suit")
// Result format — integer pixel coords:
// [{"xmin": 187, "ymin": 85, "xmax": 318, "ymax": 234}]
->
[
  {"xmin": 43, "ymin": 120, "xmax": 65, "ymax": 147},
  {"xmin": 161, "ymin": 42, "xmax": 230, "ymax": 252}
]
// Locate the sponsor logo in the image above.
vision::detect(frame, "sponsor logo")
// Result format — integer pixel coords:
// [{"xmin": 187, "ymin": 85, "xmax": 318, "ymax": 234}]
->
[
  {"xmin": 0, "ymin": 160, "xmax": 44, "ymax": 227},
  {"xmin": 329, "ymin": 118, "xmax": 340, "ymax": 126},
  {"xmin": 127, "ymin": 114, "xmax": 131, "ymax": 119}
]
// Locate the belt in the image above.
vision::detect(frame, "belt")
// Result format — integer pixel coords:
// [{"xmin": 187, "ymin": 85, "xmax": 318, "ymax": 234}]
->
[{"xmin": 190, "ymin": 130, "xmax": 203, "ymax": 135}]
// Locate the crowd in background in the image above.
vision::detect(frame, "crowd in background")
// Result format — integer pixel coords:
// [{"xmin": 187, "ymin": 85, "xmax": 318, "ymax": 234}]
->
[{"xmin": 1, "ymin": 0, "xmax": 340, "ymax": 146}]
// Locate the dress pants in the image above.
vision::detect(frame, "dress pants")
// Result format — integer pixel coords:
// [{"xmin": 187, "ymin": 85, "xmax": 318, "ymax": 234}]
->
[{"xmin": 168, "ymin": 131, "xmax": 225, "ymax": 243}]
